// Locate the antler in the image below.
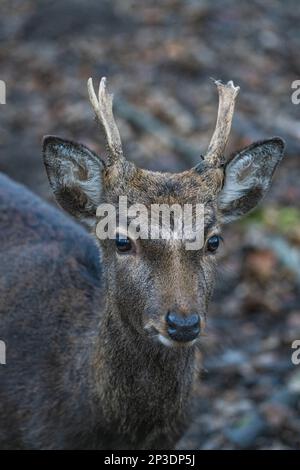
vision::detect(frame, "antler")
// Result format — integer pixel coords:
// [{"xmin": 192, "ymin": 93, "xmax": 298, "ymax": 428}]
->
[
  {"xmin": 204, "ymin": 80, "xmax": 240, "ymax": 167},
  {"xmin": 87, "ymin": 77, "xmax": 124, "ymax": 165}
]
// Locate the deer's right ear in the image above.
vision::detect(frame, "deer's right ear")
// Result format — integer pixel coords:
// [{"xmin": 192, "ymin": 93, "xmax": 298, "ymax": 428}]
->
[{"xmin": 43, "ymin": 136, "xmax": 103, "ymax": 227}]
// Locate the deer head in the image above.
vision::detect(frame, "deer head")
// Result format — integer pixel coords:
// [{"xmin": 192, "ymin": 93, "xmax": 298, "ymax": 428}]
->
[{"xmin": 43, "ymin": 77, "xmax": 284, "ymax": 347}]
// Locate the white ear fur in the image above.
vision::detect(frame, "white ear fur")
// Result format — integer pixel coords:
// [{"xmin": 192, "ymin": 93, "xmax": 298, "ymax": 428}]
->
[{"xmin": 219, "ymin": 153, "xmax": 256, "ymax": 206}]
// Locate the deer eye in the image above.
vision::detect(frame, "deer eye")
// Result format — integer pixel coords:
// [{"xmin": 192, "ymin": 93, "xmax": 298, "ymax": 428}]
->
[
  {"xmin": 115, "ymin": 234, "xmax": 133, "ymax": 254},
  {"xmin": 207, "ymin": 235, "xmax": 220, "ymax": 252}
]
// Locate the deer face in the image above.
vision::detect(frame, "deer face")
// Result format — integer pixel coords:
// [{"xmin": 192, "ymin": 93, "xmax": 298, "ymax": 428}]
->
[{"xmin": 43, "ymin": 78, "xmax": 284, "ymax": 347}]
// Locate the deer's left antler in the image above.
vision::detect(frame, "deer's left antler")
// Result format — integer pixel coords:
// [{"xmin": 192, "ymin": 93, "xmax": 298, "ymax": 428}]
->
[{"xmin": 204, "ymin": 80, "xmax": 240, "ymax": 168}]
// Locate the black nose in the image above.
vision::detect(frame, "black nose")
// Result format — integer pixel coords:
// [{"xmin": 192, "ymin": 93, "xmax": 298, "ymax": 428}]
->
[{"xmin": 166, "ymin": 312, "xmax": 200, "ymax": 342}]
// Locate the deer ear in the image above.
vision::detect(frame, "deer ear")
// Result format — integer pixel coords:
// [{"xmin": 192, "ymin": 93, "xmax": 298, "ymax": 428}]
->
[
  {"xmin": 43, "ymin": 136, "xmax": 103, "ymax": 227},
  {"xmin": 218, "ymin": 138, "xmax": 285, "ymax": 223}
]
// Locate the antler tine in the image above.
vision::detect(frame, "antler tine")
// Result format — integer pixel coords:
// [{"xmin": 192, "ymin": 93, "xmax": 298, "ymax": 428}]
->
[
  {"xmin": 87, "ymin": 77, "xmax": 124, "ymax": 165},
  {"xmin": 204, "ymin": 80, "xmax": 240, "ymax": 167}
]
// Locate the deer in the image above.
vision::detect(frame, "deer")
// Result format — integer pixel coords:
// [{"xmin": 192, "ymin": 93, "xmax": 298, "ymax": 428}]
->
[{"xmin": 0, "ymin": 77, "xmax": 284, "ymax": 449}]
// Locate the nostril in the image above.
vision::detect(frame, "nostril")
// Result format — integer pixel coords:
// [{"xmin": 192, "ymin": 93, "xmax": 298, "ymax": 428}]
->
[
  {"xmin": 184, "ymin": 313, "xmax": 200, "ymax": 328},
  {"xmin": 166, "ymin": 312, "xmax": 180, "ymax": 328}
]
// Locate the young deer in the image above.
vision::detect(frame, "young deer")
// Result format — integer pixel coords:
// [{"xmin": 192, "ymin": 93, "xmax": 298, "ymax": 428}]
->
[{"xmin": 0, "ymin": 78, "xmax": 284, "ymax": 449}]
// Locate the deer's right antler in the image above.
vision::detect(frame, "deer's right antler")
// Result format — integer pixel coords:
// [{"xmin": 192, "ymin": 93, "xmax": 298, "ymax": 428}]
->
[{"xmin": 87, "ymin": 77, "xmax": 124, "ymax": 166}]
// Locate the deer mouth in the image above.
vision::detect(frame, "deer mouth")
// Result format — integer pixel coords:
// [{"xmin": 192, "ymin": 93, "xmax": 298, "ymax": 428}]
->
[
  {"xmin": 157, "ymin": 332, "xmax": 199, "ymax": 348},
  {"xmin": 145, "ymin": 325, "xmax": 199, "ymax": 348}
]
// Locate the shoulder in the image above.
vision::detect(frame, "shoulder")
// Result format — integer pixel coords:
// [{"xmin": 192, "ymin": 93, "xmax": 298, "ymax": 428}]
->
[{"xmin": 0, "ymin": 173, "xmax": 101, "ymax": 285}]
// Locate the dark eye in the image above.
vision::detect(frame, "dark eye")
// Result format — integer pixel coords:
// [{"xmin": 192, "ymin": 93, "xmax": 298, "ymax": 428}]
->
[
  {"xmin": 115, "ymin": 234, "xmax": 133, "ymax": 254},
  {"xmin": 207, "ymin": 235, "xmax": 220, "ymax": 253}
]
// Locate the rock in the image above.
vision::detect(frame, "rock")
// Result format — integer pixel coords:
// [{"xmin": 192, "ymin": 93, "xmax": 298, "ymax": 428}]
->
[{"xmin": 225, "ymin": 412, "xmax": 267, "ymax": 448}]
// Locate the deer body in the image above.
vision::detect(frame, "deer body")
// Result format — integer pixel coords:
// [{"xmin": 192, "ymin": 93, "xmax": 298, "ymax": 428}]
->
[
  {"xmin": 0, "ymin": 174, "xmax": 195, "ymax": 449},
  {"xmin": 0, "ymin": 78, "xmax": 284, "ymax": 449}
]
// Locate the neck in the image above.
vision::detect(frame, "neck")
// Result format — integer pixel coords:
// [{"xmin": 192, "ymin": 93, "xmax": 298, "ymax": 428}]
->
[
  {"xmin": 92, "ymin": 300, "xmax": 197, "ymax": 448},
  {"xmin": 101, "ymin": 299, "xmax": 195, "ymax": 373}
]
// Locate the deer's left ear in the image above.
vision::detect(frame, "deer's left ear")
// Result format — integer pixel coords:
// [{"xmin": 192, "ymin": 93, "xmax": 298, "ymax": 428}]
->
[{"xmin": 218, "ymin": 138, "xmax": 285, "ymax": 223}]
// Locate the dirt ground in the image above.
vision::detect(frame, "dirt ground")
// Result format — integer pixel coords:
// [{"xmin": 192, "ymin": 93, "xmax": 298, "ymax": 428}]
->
[{"xmin": 1, "ymin": 0, "xmax": 300, "ymax": 449}]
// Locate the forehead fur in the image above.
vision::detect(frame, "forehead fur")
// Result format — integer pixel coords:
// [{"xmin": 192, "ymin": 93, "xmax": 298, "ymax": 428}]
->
[
  {"xmin": 100, "ymin": 165, "xmax": 220, "ymax": 243},
  {"xmin": 104, "ymin": 164, "xmax": 224, "ymax": 207}
]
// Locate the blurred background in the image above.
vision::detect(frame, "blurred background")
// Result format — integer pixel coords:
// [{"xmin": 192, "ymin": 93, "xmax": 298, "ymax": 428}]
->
[{"xmin": 1, "ymin": 0, "xmax": 300, "ymax": 449}]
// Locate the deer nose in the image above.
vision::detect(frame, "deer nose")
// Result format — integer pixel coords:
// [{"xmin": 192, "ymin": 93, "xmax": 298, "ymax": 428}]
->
[{"xmin": 166, "ymin": 312, "xmax": 200, "ymax": 343}]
